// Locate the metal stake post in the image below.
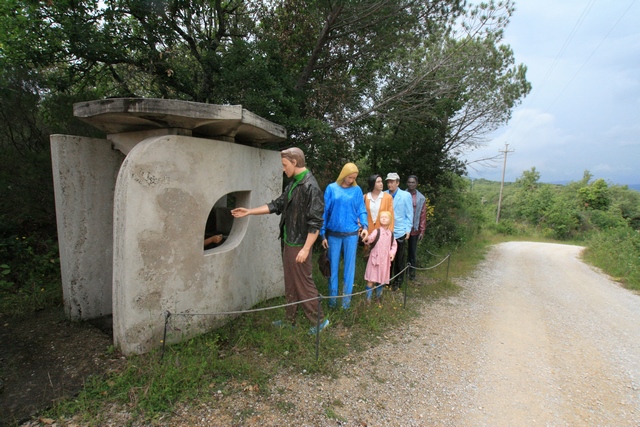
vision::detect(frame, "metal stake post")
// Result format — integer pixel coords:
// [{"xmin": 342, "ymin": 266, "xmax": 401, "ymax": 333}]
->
[
  {"xmin": 161, "ymin": 311, "xmax": 171, "ymax": 361},
  {"xmin": 315, "ymin": 297, "xmax": 321, "ymax": 361}
]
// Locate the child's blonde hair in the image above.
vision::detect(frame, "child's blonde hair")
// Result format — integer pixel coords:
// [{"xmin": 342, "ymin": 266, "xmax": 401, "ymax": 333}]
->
[{"xmin": 379, "ymin": 210, "xmax": 392, "ymax": 220}]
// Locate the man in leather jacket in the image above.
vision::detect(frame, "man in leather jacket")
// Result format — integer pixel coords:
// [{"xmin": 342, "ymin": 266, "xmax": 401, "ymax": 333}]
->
[{"xmin": 231, "ymin": 147, "xmax": 329, "ymax": 334}]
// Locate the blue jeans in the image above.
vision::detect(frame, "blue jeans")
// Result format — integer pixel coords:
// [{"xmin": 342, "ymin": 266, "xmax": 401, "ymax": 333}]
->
[{"xmin": 327, "ymin": 233, "xmax": 359, "ymax": 308}]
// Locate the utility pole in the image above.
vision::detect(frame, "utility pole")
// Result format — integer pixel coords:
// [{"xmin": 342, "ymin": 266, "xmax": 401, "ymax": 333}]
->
[{"xmin": 496, "ymin": 143, "xmax": 514, "ymax": 224}]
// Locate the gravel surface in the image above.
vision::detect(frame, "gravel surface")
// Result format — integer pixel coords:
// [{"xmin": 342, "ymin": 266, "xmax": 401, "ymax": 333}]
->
[
  {"xmin": 22, "ymin": 241, "xmax": 640, "ymax": 426},
  {"xmin": 172, "ymin": 241, "xmax": 640, "ymax": 427}
]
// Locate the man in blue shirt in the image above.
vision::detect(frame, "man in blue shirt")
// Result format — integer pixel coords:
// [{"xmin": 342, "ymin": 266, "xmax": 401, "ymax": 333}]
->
[{"xmin": 385, "ymin": 172, "xmax": 413, "ymax": 291}]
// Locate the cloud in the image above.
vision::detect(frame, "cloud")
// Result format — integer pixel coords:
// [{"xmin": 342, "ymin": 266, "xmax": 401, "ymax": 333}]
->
[{"xmin": 462, "ymin": 0, "xmax": 640, "ymax": 186}]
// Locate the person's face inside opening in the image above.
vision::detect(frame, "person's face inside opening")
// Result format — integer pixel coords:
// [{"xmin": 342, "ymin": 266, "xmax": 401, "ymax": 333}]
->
[
  {"xmin": 282, "ymin": 158, "xmax": 296, "ymax": 178},
  {"xmin": 342, "ymin": 172, "xmax": 358, "ymax": 188},
  {"xmin": 407, "ymin": 177, "xmax": 417, "ymax": 192},
  {"xmin": 379, "ymin": 213, "xmax": 391, "ymax": 227},
  {"xmin": 374, "ymin": 176, "xmax": 384, "ymax": 192},
  {"xmin": 387, "ymin": 179, "xmax": 399, "ymax": 193}
]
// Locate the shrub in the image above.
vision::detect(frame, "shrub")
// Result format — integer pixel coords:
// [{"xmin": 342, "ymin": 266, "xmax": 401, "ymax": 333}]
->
[
  {"xmin": 588, "ymin": 208, "xmax": 629, "ymax": 230},
  {"xmin": 0, "ymin": 232, "xmax": 62, "ymax": 315},
  {"xmin": 540, "ymin": 195, "xmax": 580, "ymax": 240},
  {"xmin": 583, "ymin": 227, "xmax": 640, "ymax": 290}
]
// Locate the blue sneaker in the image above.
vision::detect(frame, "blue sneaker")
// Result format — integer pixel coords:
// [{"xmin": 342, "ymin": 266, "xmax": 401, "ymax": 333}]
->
[{"xmin": 309, "ymin": 319, "xmax": 329, "ymax": 335}]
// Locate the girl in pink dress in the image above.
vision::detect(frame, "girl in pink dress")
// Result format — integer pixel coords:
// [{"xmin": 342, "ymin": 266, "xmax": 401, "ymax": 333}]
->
[{"xmin": 364, "ymin": 211, "xmax": 397, "ymax": 302}]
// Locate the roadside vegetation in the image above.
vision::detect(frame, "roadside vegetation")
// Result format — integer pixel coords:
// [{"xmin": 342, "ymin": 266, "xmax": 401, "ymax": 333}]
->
[
  {"xmin": 2, "ymin": 168, "xmax": 639, "ymax": 425},
  {"xmin": 473, "ymin": 168, "xmax": 640, "ymax": 290},
  {"xmin": 2, "ymin": 167, "xmax": 638, "ymax": 427}
]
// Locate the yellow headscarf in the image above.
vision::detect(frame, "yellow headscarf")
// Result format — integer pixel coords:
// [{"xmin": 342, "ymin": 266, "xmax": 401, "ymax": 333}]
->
[{"xmin": 336, "ymin": 163, "xmax": 359, "ymax": 187}]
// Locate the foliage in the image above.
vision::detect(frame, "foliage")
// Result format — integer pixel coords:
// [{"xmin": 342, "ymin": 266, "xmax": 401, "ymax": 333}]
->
[
  {"xmin": 577, "ymin": 178, "xmax": 610, "ymax": 210},
  {"xmin": 422, "ymin": 173, "xmax": 486, "ymax": 250},
  {"xmin": 0, "ymin": 233, "xmax": 62, "ymax": 315},
  {"xmin": 469, "ymin": 169, "xmax": 640, "ymax": 293},
  {"xmin": 0, "ymin": 0, "xmax": 530, "ymax": 229},
  {"xmin": 583, "ymin": 228, "xmax": 640, "ymax": 290},
  {"xmin": 539, "ymin": 193, "xmax": 580, "ymax": 240},
  {"xmin": 608, "ymin": 184, "xmax": 640, "ymax": 229}
]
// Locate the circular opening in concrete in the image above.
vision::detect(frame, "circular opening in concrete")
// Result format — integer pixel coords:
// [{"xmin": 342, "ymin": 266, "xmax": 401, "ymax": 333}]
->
[{"xmin": 203, "ymin": 191, "xmax": 249, "ymax": 252}]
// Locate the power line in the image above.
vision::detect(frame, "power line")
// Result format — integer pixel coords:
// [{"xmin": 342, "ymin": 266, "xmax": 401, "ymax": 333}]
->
[
  {"xmin": 547, "ymin": 0, "xmax": 638, "ymax": 110},
  {"xmin": 528, "ymin": 0, "xmax": 597, "ymax": 106}
]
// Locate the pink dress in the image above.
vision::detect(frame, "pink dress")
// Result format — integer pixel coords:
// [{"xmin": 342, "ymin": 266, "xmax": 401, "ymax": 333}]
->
[{"xmin": 364, "ymin": 228, "xmax": 397, "ymax": 284}]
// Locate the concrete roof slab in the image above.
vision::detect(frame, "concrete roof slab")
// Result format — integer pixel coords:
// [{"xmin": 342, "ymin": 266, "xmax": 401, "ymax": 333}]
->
[{"xmin": 73, "ymin": 98, "xmax": 287, "ymax": 145}]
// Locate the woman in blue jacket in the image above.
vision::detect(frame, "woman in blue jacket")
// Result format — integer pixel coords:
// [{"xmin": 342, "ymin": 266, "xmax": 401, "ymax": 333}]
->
[{"xmin": 321, "ymin": 163, "xmax": 368, "ymax": 309}]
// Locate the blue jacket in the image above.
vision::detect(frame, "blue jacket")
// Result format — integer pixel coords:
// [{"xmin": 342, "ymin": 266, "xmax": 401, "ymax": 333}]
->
[
  {"xmin": 387, "ymin": 188, "xmax": 413, "ymax": 239},
  {"xmin": 320, "ymin": 182, "xmax": 368, "ymax": 237}
]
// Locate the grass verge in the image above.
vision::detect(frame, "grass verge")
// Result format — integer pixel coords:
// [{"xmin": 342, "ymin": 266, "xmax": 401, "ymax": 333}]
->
[
  {"xmin": 38, "ymin": 232, "xmax": 502, "ymax": 426},
  {"xmin": 582, "ymin": 228, "xmax": 640, "ymax": 291}
]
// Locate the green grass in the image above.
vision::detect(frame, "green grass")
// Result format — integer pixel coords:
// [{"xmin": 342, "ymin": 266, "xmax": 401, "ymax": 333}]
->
[
  {"xmin": 38, "ymin": 231, "xmax": 504, "ymax": 425},
  {"xmin": 582, "ymin": 228, "xmax": 640, "ymax": 290},
  {"xmin": 35, "ymin": 227, "xmax": 631, "ymax": 426}
]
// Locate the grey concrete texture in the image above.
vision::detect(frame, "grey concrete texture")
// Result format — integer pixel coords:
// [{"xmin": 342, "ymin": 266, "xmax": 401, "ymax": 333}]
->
[
  {"xmin": 73, "ymin": 98, "xmax": 287, "ymax": 146},
  {"xmin": 52, "ymin": 98, "xmax": 289, "ymax": 355},
  {"xmin": 50, "ymin": 135, "xmax": 125, "ymax": 319},
  {"xmin": 112, "ymin": 135, "xmax": 284, "ymax": 355}
]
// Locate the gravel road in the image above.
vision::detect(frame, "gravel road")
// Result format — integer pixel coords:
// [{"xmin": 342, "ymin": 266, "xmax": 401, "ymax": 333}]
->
[
  {"xmin": 27, "ymin": 241, "xmax": 638, "ymax": 427},
  {"xmin": 167, "ymin": 241, "xmax": 640, "ymax": 426}
]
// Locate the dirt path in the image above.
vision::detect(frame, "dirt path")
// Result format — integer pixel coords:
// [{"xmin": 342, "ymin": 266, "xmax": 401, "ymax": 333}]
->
[
  {"xmin": 14, "ymin": 241, "xmax": 640, "ymax": 426},
  {"xmin": 462, "ymin": 242, "xmax": 640, "ymax": 426},
  {"xmin": 171, "ymin": 241, "xmax": 640, "ymax": 426}
]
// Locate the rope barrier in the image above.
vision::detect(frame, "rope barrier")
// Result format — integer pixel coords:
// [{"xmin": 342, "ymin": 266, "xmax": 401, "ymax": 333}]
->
[
  {"xmin": 423, "ymin": 248, "xmax": 444, "ymax": 258},
  {"xmin": 168, "ymin": 294, "xmax": 322, "ymax": 317},
  {"xmin": 409, "ymin": 253, "xmax": 451, "ymax": 271},
  {"xmin": 160, "ymin": 251, "xmax": 451, "ymax": 360}
]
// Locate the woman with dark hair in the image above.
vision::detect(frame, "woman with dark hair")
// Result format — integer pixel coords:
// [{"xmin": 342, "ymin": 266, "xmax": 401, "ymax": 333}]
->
[{"xmin": 364, "ymin": 174, "xmax": 394, "ymax": 237}]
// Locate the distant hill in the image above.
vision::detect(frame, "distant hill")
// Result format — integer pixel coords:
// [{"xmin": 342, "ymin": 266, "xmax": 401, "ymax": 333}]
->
[
  {"xmin": 469, "ymin": 178, "xmax": 640, "ymax": 192},
  {"xmin": 547, "ymin": 181, "xmax": 640, "ymax": 192}
]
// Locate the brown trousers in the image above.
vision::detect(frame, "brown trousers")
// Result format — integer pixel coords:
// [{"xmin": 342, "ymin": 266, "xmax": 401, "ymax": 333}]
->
[{"xmin": 282, "ymin": 245, "xmax": 324, "ymax": 324}]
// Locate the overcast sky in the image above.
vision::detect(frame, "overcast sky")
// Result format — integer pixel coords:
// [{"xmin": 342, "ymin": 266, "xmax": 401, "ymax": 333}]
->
[{"xmin": 463, "ymin": 0, "xmax": 640, "ymax": 185}]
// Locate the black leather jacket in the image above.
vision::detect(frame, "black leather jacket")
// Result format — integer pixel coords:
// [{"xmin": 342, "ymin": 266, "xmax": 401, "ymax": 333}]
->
[{"xmin": 267, "ymin": 170, "xmax": 324, "ymax": 246}]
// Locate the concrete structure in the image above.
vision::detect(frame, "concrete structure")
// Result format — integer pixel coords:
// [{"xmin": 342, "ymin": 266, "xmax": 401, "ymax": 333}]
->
[{"xmin": 51, "ymin": 98, "xmax": 287, "ymax": 354}]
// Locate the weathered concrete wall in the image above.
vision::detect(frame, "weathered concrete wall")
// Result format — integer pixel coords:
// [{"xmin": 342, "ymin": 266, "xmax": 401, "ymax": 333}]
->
[
  {"xmin": 50, "ymin": 135, "xmax": 125, "ymax": 319},
  {"xmin": 113, "ymin": 135, "xmax": 284, "ymax": 354}
]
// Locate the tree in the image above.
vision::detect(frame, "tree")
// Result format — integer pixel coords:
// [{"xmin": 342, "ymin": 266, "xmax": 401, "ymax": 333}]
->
[
  {"xmin": 0, "ymin": 0, "xmax": 531, "ymax": 237},
  {"xmin": 350, "ymin": 1, "xmax": 530, "ymax": 191},
  {"xmin": 578, "ymin": 178, "xmax": 610, "ymax": 211}
]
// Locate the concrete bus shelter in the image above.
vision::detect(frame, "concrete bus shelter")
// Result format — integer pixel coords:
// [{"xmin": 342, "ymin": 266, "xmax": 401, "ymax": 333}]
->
[{"xmin": 51, "ymin": 98, "xmax": 287, "ymax": 355}]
